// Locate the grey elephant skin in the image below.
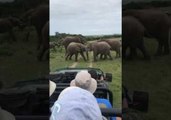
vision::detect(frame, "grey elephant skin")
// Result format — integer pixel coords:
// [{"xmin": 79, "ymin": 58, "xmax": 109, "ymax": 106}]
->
[
  {"xmin": 62, "ymin": 36, "xmax": 85, "ymax": 53},
  {"xmin": 122, "ymin": 16, "xmax": 150, "ymax": 60},
  {"xmin": 37, "ymin": 21, "xmax": 49, "ymax": 61},
  {"xmin": 65, "ymin": 42, "xmax": 89, "ymax": 62},
  {"xmin": 0, "ymin": 17, "xmax": 21, "ymax": 41},
  {"xmin": 101, "ymin": 39, "xmax": 121, "ymax": 58},
  {"xmin": 22, "ymin": 5, "xmax": 49, "ymax": 50},
  {"xmin": 123, "ymin": 9, "xmax": 170, "ymax": 56},
  {"xmin": 91, "ymin": 42, "xmax": 113, "ymax": 61}
]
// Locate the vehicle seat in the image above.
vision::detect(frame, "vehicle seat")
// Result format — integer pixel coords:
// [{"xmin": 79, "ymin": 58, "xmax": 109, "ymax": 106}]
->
[{"xmin": 96, "ymin": 98, "xmax": 116, "ymax": 120}]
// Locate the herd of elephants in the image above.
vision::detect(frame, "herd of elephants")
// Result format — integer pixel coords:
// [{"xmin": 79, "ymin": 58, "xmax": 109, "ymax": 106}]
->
[
  {"xmin": 61, "ymin": 36, "xmax": 121, "ymax": 62},
  {"xmin": 123, "ymin": 8, "xmax": 171, "ymax": 60},
  {"xmin": 60, "ymin": 7, "xmax": 171, "ymax": 61},
  {"xmin": 0, "ymin": 5, "xmax": 49, "ymax": 61},
  {"xmin": 0, "ymin": 4, "xmax": 171, "ymax": 61}
]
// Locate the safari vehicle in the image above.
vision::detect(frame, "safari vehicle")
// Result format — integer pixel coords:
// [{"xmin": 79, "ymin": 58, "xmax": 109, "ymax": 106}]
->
[
  {"xmin": 49, "ymin": 67, "xmax": 121, "ymax": 120},
  {"xmin": 0, "ymin": 78, "xmax": 49, "ymax": 120},
  {"xmin": 0, "ymin": 68, "xmax": 148, "ymax": 120},
  {"xmin": 0, "ymin": 67, "xmax": 121, "ymax": 120},
  {"xmin": 50, "ymin": 67, "xmax": 113, "ymax": 87}
]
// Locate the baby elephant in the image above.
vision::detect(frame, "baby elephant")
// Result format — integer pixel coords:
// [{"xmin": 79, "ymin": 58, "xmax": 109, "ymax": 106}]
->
[
  {"xmin": 66, "ymin": 42, "xmax": 89, "ymax": 62},
  {"xmin": 92, "ymin": 42, "xmax": 113, "ymax": 61}
]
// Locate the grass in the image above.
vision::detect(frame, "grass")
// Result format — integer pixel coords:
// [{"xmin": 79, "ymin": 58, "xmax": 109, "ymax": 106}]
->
[
  {"xmin": 123, "ymin": 38, "xmax": 171, "ymax": 120},
  {"xmin": 50, "ymin": 39, "xmax": 122, "ymax": 108},
  {"xmin": 0, "ymin": 29, "xmax": 48, "ymax": 88}
]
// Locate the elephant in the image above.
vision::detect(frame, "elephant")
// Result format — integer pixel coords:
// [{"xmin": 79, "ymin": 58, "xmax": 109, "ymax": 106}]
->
[
  {"xmin": 37, "ymin": 21, "xmax": 49, "ymax": 61},
  {"xmin": 122, "ymin": 16, "xmax": 150, "ymax": 60},
  {"xmin": 21, "ymin": 5, "xmax": 49, "ymax": 49},
  {"xmin": 91, "ymin": 41, "xmax": 113, "ymax": 61},
  {"xmin": 0, "ymin": 17, "xmax": 22, "ymax": 41},
  {"xmin": 87, "ymin": 41, "xmax": 97, "ymax": 51},
  {"xmin": 100, "ymin": 39, "xmax": 121, "ymax": 58},
  {"xmin": 123, "ymin": 9, "xmax": 171, "ymax": 56},
  {"xmin": 62, "ymin": 36, "xmax": 85, "ymax": 54},
  {"xmin": 65, "ymin": 42, "xmax": 89, "ymax": 62}
]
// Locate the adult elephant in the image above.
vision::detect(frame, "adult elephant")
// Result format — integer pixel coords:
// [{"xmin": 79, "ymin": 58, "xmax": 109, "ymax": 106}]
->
[
  {"xmin": 65, "ymin": 42, "xmax": 89, "ymax": 62},
  {"xmin": 62, "ymin": 36, "xmax": 85, "ymax": 53},
  {"xmin": 101, "ymin": 39, "xmax": 121, "ymax": 58},
  {"xmin": 91, "ymin": 42, "xmax": 113, "ymax": 61},
  {"xmin": 0, "ymin": 17, "xmax": 22, "ymax": 41},
  {"xmin": 37, "ymin": 21, "xmax": 49, "ymax": 61},
  {"xmin": 123, "ymin": 9, "xmax": 171, "ymax": 56},
  {"xmin": 122, "ymin": 16, "xmax": 150, "ymax": 60},
  {"xmin": 87, "ymin": 41, "xmax": 97, "ymax": 51},
  {"xmin": 22, "ymin": 5, "xmax": 49, "ymax": 49}
]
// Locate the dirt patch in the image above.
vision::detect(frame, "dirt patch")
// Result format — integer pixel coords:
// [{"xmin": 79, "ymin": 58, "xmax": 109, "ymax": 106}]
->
[
  {"xmin": 69, "ymin": 62, "xmax": 78, "ymax": 68},
  {"xmin": 69, "ymin": 56, "xmax": 82, "ymax": 68},
  {"xmin": 88, "ymin": 61, "xmax": 93, "ymax": 68}
]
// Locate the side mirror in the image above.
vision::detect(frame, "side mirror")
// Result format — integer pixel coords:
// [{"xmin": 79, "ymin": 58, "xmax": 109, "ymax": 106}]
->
[
  {"xmin": 130, "ymin": 91, "xmax": 149, "ymax": 112},
  {"xmin": 105, "ymin": 73, "xmax": 112, "ymax": 82}
]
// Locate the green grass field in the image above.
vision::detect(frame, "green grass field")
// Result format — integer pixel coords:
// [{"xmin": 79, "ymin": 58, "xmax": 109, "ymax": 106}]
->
[
  {"xmin": 50, "ymin": 39, "xmax": 122, "ymax": 108},
  {"xmin": 123, "ymin": 38, "xmax": 171, "ymax": 120}
]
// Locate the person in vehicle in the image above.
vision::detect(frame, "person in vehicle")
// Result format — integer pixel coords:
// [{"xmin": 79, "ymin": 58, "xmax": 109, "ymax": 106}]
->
[
  {"xmin": 0, "ymin": 107, "xmax": 15, "ymax": 120},
  {"xmin": 88, "ymin": 70, "xmax": 108, "ymax": 88},
  {"xmin": 50, "ymin": 86, "xmax": 104, "ymax": 120},
  {"xmin": 70, "ymin": 71, "xmax": 120, "ymax": 120}
]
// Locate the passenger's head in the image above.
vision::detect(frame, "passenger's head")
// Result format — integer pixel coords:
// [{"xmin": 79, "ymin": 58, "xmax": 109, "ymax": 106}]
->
[
  {"xmin": 0, "ymin": 107, "xmax": 15, "ymax": 120},
  {"xmin": 70, "ymin": 71, "xmax": 97, "ymax": 93},
  {"xmin": 49, "ymin": 80, "xmax": 56, "ymax": 96},
  {"xmin": 50, "ymin": 87, "xmax": 103, "ymax": 120}
]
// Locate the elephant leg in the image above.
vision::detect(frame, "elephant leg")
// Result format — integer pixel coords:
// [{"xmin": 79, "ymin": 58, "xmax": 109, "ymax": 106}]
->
[
  {"xmin": 104, "ymin": 54, "xmax": 107, "ymax": 60},
  {"xmin": 25, "ymin": 31, "xmax": 30, "ymax": 42},
  {"xmin": 100, "ymin": 54, "xmax": 103, "ymax": 60},
  {"xmin": 80, "ymin": 52, "xmax": 86, "ymax": 61},
  {"xmin": 9, "ymin": 30, "xmax": 16, "ymax": 41},
  {"xmin": 138, "ymin": 44, "xmax": 150, "ymax": 60},
  {"xmin": 115, "ymin": 49, "xmax": 121, "ymax": 58},
  {"xmin": 75, "ymin": 53, "xmax": 78, "ymax": 62},
  {"xmin": 107, "ymin": 52, "xmax": 113, "ymax": 60},
  {"xmin": 118, "ymin": 49, "xmax": 121, "ymax": 58},
  {"xmin": 37, "ymin": 46, "xmax": 47, "ymax": 61},
  {"xmin": 129, "ymin": 47, "xmax": 136, "ymax": 60},
  {"xmin": 163, "ymin": 36, "xmax": 170, "ymax": 55},
  {"xmin": 65, "ymin": 53, "xmax": 70, "ymax": 60},
  {"xmin": 69, "ymin": 53, "xmax": 73, "ymax": 60},
  {"xmin": 155, "ymin": 40, "xmax": 163, "ymax": 56}
]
